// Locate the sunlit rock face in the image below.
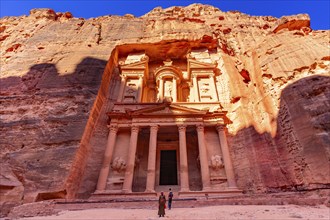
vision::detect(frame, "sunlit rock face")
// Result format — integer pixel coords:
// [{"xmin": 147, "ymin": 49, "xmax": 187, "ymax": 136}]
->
[{"xmin": 0, "ymin": 4, "xmax": 329, "ymax": 216}]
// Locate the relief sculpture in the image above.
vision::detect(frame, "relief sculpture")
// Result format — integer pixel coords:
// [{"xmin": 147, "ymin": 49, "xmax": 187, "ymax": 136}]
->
[
  {"xmin": 209, "ymin": 155, "xmax": 224, "ymax": 170},
  {"xmin": 165, "ymin": 83, "xmax": 172, "ymax": 97},
  {"xmin": 111, "ymin": 157, "xmax": 127, "ymax": 172},
  {"xmin": 123, "ymin": 82, "xmax": 138, "ymax": 102},
  {"xmin": 200, "ymin": 83, "xmax": 210, "ymax": 94}
]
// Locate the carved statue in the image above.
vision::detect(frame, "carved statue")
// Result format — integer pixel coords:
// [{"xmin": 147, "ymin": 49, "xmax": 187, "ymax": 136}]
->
[
  {"xmin": 124, "ymin": 83, "xmax": 137, "ymax": 95},
  {"xmin": 123, "ymin": 83, "xmax": 137, "ymax": 102},
  {"xmin": 200, "ymin": 83, "xmax": 210, "ymax": 94},
  {"xmin": 111, "ymin": 157, "xmax": 126, "ymax": 172},
  {"xmin": 165, "ymin": 83, "xmax": 172, "ymax": 97},
  {"xmin": 209, "ymin": 155, "xmax": 224, "ymax": 170}
]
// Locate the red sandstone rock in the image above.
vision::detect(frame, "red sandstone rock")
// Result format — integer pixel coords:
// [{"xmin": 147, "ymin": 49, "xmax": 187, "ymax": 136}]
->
[
  {"xmin": 222, "ymin": 28, "xmax": 232, "ymax": 34},
  {"xmin": 5, "ymin": 43, "xmax": 21, "ymax": 52},
  {"xmin": 0, "ymin": 26, "xmax": 6, "ymax": 32},
  {"xmin": 0, "ymin": 3, "xmax": 329, "ymax": 217},
  {"xmin": 239, "ymin": 69, "xmax": 251, "ymax": 83},
  {"xmin": 272, "ymin": 14, "xmax": 311, "ymax": 33},
  {"xmin": 29, "ymin": 8, "xmax": 57, "ymax": 20},
  {"xmin": 63, "ymin": 12, "xmax": 73, "ymax": 19}
]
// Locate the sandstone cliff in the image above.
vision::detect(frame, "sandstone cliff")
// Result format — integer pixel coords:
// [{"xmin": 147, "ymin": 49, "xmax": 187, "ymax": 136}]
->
[{"xmin": 0, "ymin": 4, "xmax": 329, "ymax": 216}]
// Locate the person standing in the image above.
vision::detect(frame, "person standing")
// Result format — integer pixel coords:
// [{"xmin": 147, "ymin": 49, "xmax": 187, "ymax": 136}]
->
[
  {"xmin": 158, "ymin": 191, "xmax": 166, "ymax": 217},
  {"xmin": 168, "ymin": 188, "xmax": 173, "ymax": 210}
]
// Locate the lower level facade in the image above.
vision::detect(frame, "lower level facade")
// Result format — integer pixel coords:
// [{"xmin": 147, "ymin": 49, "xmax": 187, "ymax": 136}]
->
[{"xmin": 93, "ymin": 102, "xmax": 240, "ymax": 197}]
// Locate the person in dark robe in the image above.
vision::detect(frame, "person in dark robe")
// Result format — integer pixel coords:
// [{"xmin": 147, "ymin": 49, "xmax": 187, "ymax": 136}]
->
[
  {"xmin": 158, "ymin": 191, "xmax": 166, "ymax": 217},
  {"xmin": 168, "ymin": 188, "xmax": 173, "ymax": 210}
]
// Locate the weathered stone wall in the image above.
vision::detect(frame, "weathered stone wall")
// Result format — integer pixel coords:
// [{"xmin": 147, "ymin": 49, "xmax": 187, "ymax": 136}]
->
[{"xmin": 1, "ymin": 4, "xmax": 329, "ymax": 215}]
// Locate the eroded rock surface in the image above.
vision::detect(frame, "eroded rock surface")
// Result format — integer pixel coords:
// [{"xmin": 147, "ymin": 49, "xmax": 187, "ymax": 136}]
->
[{"xmin": 1, "ymin": 4, "xmax": 329, "ymax": 216}]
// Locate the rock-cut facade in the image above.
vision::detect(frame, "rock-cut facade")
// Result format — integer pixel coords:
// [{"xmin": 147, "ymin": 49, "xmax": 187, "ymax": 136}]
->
[{"xmin": 0, "ymin": 4, "xmax": 329, "ymax": 216}]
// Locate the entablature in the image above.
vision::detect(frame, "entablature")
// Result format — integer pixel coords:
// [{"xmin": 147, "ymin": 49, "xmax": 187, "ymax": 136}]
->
[{"xmin": 107, "ymin": 102, "xmax": 230, "ymax": 126}]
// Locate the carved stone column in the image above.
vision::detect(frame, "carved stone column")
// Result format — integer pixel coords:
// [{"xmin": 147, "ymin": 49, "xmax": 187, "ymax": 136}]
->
[
  {"xmin": 96, "ymin": 124, "xmax": 118, "ymax": 191},
  {"xmin": 137, "ymin": 75, "xmax": 144, "ymax": 102},
  {"xmin": 216, "ymin": 125, "xmax": 237, "ymax": 188},
  {"xmin": 158, "ymin": 78, "xmax": 164, "ymax": 102},
  {"xmin": 209, "ymin": 74, "xmax": 219, "ymax": 101},
  {"xmin": 192, "ymin": 75, "xmax": 199, "ymax": 102},
  {"xmin": 172, "ymin": 77, "xmax": 177, "ymax": 102},
  {"xmin": 178, "ymin": 125, "xmax": 189, "ymax": 191},
  {"xmin": 196, "ymin": 124, "xmax": 211, "ymax": 190},
  {"xmin": 117, "ymin": 75, "xmax": 127, "ymax": 102},
  {"xmin": 122, "ymin": 125, "xmax": 139, "ymax": 193},
  {"xmin": 145, "ymin": 125, "xmax": 159, "ymax": 192}
]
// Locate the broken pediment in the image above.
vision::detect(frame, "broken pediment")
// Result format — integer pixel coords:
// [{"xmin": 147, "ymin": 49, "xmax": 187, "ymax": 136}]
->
[
  {"xmin": 119, "ymin": 57, "xmax": 149, "ymax": 71},
  {"xmin": 188, "ymin": 58, "xmax": 217, "ymax": 70}
]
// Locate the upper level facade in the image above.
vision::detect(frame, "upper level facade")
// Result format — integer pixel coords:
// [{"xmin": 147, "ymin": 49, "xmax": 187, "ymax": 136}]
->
[{"xmin": 116, "ymin": 50, "xmax": 222, "ymax": 105}]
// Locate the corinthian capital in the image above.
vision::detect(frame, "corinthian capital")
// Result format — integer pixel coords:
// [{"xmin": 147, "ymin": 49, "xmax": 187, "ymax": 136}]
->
[
  {"xmin": 178, "ymin": 125, "xmax": 186, "ymax": 132},
  {"xmin": 196, "ymin": 124, "xmax": 204, "ymax": 132},
  {"xmin": 150, "ymin": 125, "xmax": 159, "ymax": 132},
  {"xmin": 216, "ymin": 125, "xmax": 225, "ymax": 132},
  {"xmin": 131, "ymin": 125, "xmax": 139, "ymax": 133},
  {"xmin": 108, "ymin": 124, "xmax": 118, "ymax": 133}
]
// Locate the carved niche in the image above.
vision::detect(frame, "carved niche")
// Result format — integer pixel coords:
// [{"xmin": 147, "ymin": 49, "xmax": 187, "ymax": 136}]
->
[
  {"xmin": 123, "ymin": 78, "xmax": 139, "ymax": 103},
  {"xmin": 198, "ymin": 78, "xmax": 212, "ymax": 101}
]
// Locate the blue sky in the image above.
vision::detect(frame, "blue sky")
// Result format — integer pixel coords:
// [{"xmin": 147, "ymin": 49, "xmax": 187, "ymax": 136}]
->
[{"xmin": 1, "ymin": 0, "xmax": 329, "ymax": 30}]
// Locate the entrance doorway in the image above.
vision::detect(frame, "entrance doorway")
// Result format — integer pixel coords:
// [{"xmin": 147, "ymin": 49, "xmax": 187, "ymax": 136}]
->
[{"xmin": 159, "ymin": 150, "xmax": 178, "ymax": 185}]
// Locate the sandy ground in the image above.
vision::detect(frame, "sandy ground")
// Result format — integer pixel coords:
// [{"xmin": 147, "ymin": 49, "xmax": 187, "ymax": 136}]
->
[{"xmin": 20, "ymin": 205, "xmax": 329, "ymax": 220}]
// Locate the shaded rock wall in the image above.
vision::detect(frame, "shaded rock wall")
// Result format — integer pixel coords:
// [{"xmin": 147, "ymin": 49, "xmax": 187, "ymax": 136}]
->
[{"xmin": 1, "ymin": 3, "xmax": 329, "ymax": 215}]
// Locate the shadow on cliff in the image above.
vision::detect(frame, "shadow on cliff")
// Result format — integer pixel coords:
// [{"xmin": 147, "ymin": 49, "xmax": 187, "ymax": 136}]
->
[
  {"xmin": 0, "ymin": 57, "xmax": 107, "ymax": 209},
  {"xmin": 0, "ymin": 57, "xmax": 107, "ymax": 95},
  {"xmin": 229, "ymin": 75, "xmax": 330, "ymax": 194}
]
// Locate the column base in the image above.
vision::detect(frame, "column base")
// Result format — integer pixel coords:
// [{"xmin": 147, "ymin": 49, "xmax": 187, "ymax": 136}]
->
[
  {"xmin": 180, "ymin": 187, "xmax": 189, "ymax": 192},
  {"xmin": 122, "ymin": 189, "xmax": 132, "ymax": 194},
  {"xmin": 202, "ymin": 186, "xmax": 212, "ymax": 191},
  {"xmin": 144, "ymin": 189, "xmax": 156, "ymax": 193},
  {"xmin": 227, "ymin": 186, "xmax": 239, "ymax": 190}
]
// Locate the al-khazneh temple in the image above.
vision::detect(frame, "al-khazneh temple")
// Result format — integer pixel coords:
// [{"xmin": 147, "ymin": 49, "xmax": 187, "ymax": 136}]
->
[
  {"xmin": 0, "ymin": 4, "xmax": 329, "ymax": 216},
  {"xmin": 93, "ymin": 51, "xmax": 240, "ymax": 197}
]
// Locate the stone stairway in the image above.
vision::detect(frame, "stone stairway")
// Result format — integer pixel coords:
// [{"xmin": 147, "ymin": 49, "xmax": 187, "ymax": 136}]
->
[{"xmin": 54, "ymin": 191, "xmax": 329, "ymax": 212}]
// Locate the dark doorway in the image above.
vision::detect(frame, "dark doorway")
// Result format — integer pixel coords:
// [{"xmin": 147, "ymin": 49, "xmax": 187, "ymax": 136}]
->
[{"xmin": 159, "ymin": 150, "xmax": 178, "ymax": 185}]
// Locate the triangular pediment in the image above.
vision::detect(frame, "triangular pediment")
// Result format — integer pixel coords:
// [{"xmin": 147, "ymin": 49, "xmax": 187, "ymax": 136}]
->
[{"xmin": 130, "ymin": 103, "xmax": 207, "ymax": 117}]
